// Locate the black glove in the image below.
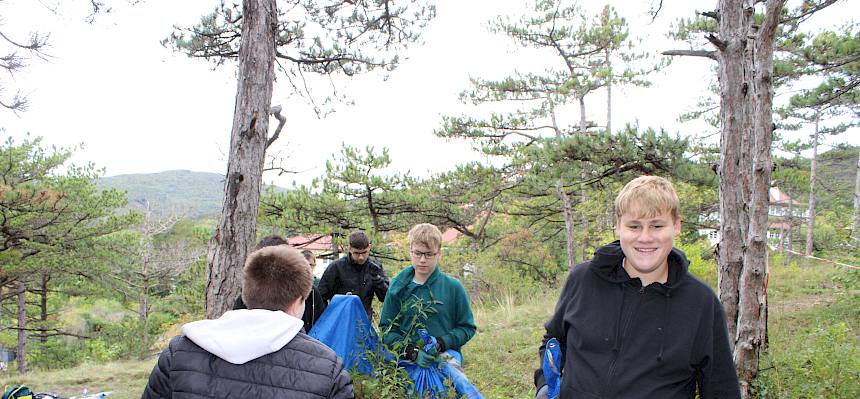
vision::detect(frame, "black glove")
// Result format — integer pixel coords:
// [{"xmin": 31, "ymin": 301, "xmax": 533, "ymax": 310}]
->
[
  {"xmin": 403, "ymin": 344, "xmax": 420, "ymax": 362},
  {"xmin": 369, "ymin": 262, "xmax": 385, "ymax": 284}
]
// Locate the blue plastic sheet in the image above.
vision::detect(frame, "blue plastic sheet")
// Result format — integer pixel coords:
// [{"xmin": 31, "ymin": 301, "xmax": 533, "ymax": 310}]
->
[
  {"xmin": 398, "ymin": 329, "xmax": 483, "ymax": 399},
  {"xmin": 541, "ymin": 338, "xmax": 562, "ymax": 399},
  {"xmin": 308, "ymin": 295, "xmax": 380, "ymax": 374},
  {"xmin": 309, "ymin": 296, "xmax": 483, "ymax": 398}
]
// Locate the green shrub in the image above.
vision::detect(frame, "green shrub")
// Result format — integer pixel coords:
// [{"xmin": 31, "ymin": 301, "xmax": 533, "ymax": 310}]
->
[{"xmin": 676, "ymin": 240, "xmax": 717, "ymax": 288}]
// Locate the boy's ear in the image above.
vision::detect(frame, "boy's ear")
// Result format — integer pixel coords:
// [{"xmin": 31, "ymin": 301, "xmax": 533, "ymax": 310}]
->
[
  {"xmin": 673, "ymin": 217, "xmax": 682, "ymax": 236},
  {"xmin": 284, "ymin": 296, "xmax": 305, "ymax": 318}
]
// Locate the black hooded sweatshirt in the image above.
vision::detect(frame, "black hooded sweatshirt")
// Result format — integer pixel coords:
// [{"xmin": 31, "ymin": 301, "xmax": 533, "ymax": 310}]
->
[{"xmin": 535, "ymin": 241, "xmax": 740, "ymax": 399}]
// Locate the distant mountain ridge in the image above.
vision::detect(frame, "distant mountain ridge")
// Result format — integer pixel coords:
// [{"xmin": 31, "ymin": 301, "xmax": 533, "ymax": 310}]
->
[{"xmin": 97, "ymin": 170, "xmax": 226, "ymax": 218}]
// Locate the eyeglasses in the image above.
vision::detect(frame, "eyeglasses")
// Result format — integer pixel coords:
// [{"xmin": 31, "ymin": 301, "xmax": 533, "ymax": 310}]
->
[{"xmin": 410, "ymin": 250, "xmax": 437, "ymax": 259}]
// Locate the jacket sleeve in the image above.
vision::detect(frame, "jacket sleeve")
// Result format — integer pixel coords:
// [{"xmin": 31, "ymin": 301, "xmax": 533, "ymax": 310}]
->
[
  {"xmin": 318, "ymin": 262, "xmax": 338, "ymax": 301},
  {"xmin": 439, "ymin": 281, "xmax": 476, "ymax": 350},
  {"xmin": 534, "ymin": 269, "xmax": 575, "ymax": 389},
  {"xmin": 699, "ymin": 297, "xmax": 742, "ymax": 399},
  {"xmin": 327, "ymin": 354, "xmax": 355, "ymax": 399},
  {"xmin": 140, "ymin": 340, "xmax": 175, "ymax": 399}
]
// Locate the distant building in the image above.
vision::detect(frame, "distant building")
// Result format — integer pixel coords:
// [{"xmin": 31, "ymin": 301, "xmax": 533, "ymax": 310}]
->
[{"xmin": 698, "ymin": 187, "xmax": 807, "ymax": 247}]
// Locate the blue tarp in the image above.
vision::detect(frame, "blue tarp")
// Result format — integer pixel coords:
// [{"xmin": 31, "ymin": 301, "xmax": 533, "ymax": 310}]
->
[
  {"xmin": 541, "ymin": 338, "xmax": 562, "ymax": 399},
  {"xmin": 308, "ymin": 295, "xmax": 380, "ymax": 374},
  {"xmin": 308, "ymin": 295, "xmax": 483, "ymax": 398},
  {"xmin": 398, "ymin": 329, "xmax": 483, "ymax": 399}
]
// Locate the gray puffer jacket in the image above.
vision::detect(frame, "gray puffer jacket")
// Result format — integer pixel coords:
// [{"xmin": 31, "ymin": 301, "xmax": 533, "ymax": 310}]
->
[{"xmin": 141, "ymin": 309, "xmax": 353, "ymax": 399}]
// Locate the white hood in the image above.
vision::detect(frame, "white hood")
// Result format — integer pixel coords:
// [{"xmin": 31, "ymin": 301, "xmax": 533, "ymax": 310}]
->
[{"xmin": 181, "ymin": 309, "xmax": 303, "ymax": 365}]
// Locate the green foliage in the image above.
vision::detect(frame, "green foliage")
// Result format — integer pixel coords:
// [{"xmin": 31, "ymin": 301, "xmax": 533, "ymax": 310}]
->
[
  {"xmin": 359, "ymin": 297, "xmax": 453, "ymax": 399},
  {"xmin": 0, "ymin": 136, "xmax": 134, "ymax": 274},
  {"xmin": 262, "ymin": 145, "xmax": 423, "ymax": 259},
  {"xmin": 759, "ymin": 294, "xmax": 860, "ymax": 398},
  {"xmin": 676, "ymin": 240, "xmax": 717, "ymax": 288}
]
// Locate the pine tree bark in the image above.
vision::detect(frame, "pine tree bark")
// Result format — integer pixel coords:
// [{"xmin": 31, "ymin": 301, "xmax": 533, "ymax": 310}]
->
[
  {"xmin": 16, "ymin": 282, "xmax": 27, "ymax": 373},
  {"xmin": 39, "ymin": 274, "xmax": 48, "ymax": 343},
  {"xmin": 716, "ymin": 0, "xmax": 750, "ymax": 356},
  {"xmin": 805, "ymin": 117, "xmax": 819, "ymax": 257},
  {"xmin": 550, "ymin": 105, "xmax": 577, "ymax": 269},
  {"xmin": 205, "ymin": 0, "xmax": 277, "ymax": 319},
  {"xmin": 556, "ymin": 181, "xmax": 577, "ymax": 269},
  {"xmin": 715, "ymin": 0, "xmax": 783, "ymax": 396},
  {"xmin": 605, "ymin": 49, "xmax": 612, "ymax": 134},
  {"xmin": 786, "ymin": 197, "xmax": 794, "ymax": 266}
]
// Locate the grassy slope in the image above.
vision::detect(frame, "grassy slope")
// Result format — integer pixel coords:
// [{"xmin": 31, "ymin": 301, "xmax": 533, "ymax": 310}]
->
[{"xmin": 2, "ymin": 258, "xmax": 857, "ymax": 399}]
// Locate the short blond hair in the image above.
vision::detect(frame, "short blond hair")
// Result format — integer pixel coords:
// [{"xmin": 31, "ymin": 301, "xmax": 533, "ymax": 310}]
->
[
  {"xmin": 242, "ymin": 245, "xmax": 312, "ymax": 311},
  {"xmin": 615, "ymin": 176, "xmax": 681, "ymax": 221},
  {"xmin": 408, "ymin": 223, "xmax": 442, "ymax": 251}
]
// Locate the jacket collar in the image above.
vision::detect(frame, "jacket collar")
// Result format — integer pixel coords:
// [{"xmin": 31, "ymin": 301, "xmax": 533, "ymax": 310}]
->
[
  {"xmin": 590, "ymin": 240, "xmax": 690, "ymax": 290},
  {"xmin": 389, "ymin": 264, "xmax": 441, "ymax": 297}
]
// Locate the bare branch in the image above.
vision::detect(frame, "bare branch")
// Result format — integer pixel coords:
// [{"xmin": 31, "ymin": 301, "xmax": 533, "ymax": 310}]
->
[
  {"xmin": 663, "ymin": 49, "xmax": 718, "ymax": 61},
  {"xmin": 706, "ymin": 33, "xmax": 727, "ymax": 51},
  {"xmin": 266, "ymin": 105, "xmax": 287, "ymax": 149},
  {"xmin": 699, "ymin": 10, "xmax": 720, "ymax": 21}
]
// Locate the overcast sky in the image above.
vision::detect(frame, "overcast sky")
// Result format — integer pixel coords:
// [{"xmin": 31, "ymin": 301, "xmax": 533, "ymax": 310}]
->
[{"xmin": 2, "ymin": 0, "xmax": 857, "ymax": 188}]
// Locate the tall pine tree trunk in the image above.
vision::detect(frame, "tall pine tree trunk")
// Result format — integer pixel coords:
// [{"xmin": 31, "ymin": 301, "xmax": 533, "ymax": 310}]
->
[
  {"xmin": 39, "ymin": 274, "xmax": 48, "ymax": 344},
  {"xmin": 557, "ymin": 181, "xmax": 577, "ymax": 269},
  {"xmin": 550, "ymin": 105, "xmax": 577, "ymax": 269},
  {"xmin": 853, "ymin": 146, "xmax": 860, "ymax": 243},
  {"xmin": 785, "ymin": 198, "xmax": 794, "ymax": 266},
  {"xmin": 578, "ymin": 96, "xmax": 587, "ymax": 134},
  {"xmin": 605, "ymin": 49, "xmax": 612, "ymax": 134},
  {"xmin": 805, "ymin": 118, "xmax": 819, "ymax": 257},
  {"xmin": 205, "ymin": 0, "xmax": 277, "ymax": 318},
  {"xmin": 716, "ymin": 0, "xmax": 783, "ymax": 395},
  {"xmin": 16, "ymin": 282, "xmax": 27, "ymax": 373},
  {"xmin": 716, "ymin": 0, "xmax": 750, "ymax": 357}
]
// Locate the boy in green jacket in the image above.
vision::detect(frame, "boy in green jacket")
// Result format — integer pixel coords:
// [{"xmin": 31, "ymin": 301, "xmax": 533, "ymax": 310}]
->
[{"xmin": 378, "ymin": 223, "xmax": 477, "ymax": 367}]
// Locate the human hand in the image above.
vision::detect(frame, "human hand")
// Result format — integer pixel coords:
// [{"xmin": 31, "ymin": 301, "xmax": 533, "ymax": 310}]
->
[
  {"xmin": 535, "ymin": 385, "xmax": 549, "ymax": 399},
  {"xmin": 416, "ymin": 349, "xmax": 437, "ymax": 368}
]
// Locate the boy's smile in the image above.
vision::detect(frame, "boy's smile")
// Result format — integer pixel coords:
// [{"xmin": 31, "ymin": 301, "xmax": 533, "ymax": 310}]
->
[{"xmin": 615, "ymin": 209, "xmax": 681, "ymax": 286}]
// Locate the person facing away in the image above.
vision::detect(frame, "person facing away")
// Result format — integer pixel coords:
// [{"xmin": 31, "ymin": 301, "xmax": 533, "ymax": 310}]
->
[
  {"xmin": 141, "ymin": 245, "xmax": 353, "ymax": 399},
  {"xmin": 534, "ymin": 175, "xmax": 741, "ymax": 399},
  {"xmin": 318, "ymin": 231, "xmax": 388, "ymax": 318},
  {"xmin": 378, "ymin": 223, "xmax": 477, "ymax": 368},
  {"xmin": 232, "ymin": 235, "xmax": 327, "ymax": 332}
]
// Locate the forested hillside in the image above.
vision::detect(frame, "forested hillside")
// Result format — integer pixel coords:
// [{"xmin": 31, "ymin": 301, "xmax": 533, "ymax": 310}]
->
[{"xmin": 97, "ymin": 170, "xmax": 225, "ymax": 218}]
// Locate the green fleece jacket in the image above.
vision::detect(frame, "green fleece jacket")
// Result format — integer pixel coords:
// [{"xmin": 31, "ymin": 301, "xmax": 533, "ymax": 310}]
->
[{"xmin": 378, "ymin": 265, "xmax": 476, "ymax": 353}]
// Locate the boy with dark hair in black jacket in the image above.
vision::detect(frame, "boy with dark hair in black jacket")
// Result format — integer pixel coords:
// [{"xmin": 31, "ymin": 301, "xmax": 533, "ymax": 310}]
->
[
  {"xmin": 535, "ymin": 176, "xmax": 740, "ymax": 399},
  {"xmin": 142, "ymin": 245, "xmax": 353, "ymax": 399},
  {"xmin": 318, "ymin": 230, "xmax": 388, "ymax": 318}
]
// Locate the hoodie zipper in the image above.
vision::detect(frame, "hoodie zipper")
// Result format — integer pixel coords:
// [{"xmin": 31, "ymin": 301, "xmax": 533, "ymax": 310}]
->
[{"xmin": 602, "ymin": 285, "xmax": 646, "ymax": 397}]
